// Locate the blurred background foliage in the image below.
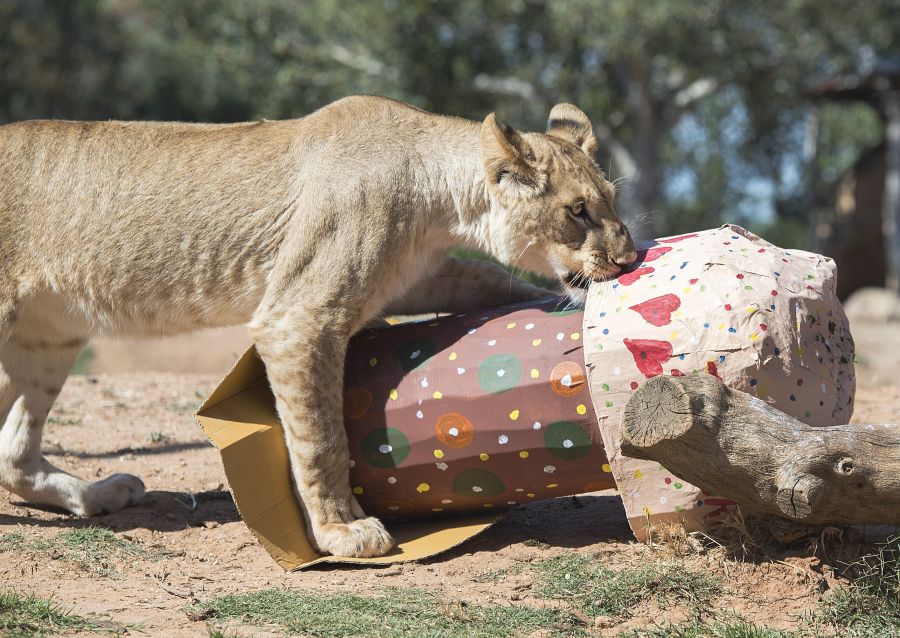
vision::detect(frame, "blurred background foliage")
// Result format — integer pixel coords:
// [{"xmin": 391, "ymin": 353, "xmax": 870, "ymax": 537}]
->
[{"xmin": 0, "ymin": 0, "xmax": 897, "ymax": 247}]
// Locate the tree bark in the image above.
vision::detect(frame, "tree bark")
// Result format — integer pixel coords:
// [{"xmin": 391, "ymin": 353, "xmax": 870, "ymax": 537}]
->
[{"xmin": 620, "ymin": 373, "xmax": 900, "ymax": 527}]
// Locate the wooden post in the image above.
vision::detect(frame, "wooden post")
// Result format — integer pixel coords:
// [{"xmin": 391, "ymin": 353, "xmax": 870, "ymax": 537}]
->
[
  {"xmin": 883, "ymin": 90, "xmax": 900, "ymax": 292},
  {"xmin": 621, "ymin": 373, "xmax": 900, "ymax": 527}
]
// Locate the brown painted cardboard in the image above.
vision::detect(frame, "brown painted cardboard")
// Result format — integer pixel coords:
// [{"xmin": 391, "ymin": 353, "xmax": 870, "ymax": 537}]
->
[{"xmin": 196, "ymin": 348, "xmax": 504, "ymax": 570}]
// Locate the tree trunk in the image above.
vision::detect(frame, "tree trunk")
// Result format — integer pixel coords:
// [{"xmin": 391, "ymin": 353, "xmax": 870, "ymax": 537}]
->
[{"xmin": 621, "ymin": 373, "xmax": 900, "ymax": 527}]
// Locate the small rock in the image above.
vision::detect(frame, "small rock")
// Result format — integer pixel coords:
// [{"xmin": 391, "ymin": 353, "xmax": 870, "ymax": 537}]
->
[{"xmin": 203, "ymin": 521, "xmax": 220, "ymax": 529}]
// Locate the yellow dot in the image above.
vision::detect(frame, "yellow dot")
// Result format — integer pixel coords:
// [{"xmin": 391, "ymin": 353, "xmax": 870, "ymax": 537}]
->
[
  {"xmin": 519, "ymin": 451, "xmax": 529, "ymax": 459},
  {"xmin": 530, "ymin": 368, "xmax": 539, "ymax": 378},
  {"xmin": 368, "ymin": 357, "xmax": 378, "ymax": 366},
  {"xmin": 532, "ymin": 338, "xmax": 542, "ymax": 346},
  {"xmin": 432, "ymin": 507, "xmax": 443, "ymax": 512},
  {"xmin": 619, "ymin": 295, "xmax": 628, "ymax": 302},
  {"xmin": 546, "ymin": 483, "xmax": 558, "ymax": 489},
  {"xmin": 718, "ymin": 323, "xmax": 726, "ymax": 330},
  {"xmin": 602, "ymin": 463, "xmax": 612, "ymax": 473},
  {"xmin": 433, "ymin": 391, "xmax": 443, "ymax": 399},
  {"xmin": 669, "ymin": 331, "xmax": 679, "ymax": 340},
  {"xmin": 389, "ymin": 388, "xmax": 398, "ymax": 401},
  {"xmin": 483, "ymin": 503, "xmax": 494, "ymax": 508},
  {"xmin": 352, "ymin": 486, "xmax": 364, "ymax": 495},
  {"xmin": 570, "ymin": 332, "xmax": 581, "ymax": 341},
  {"xmin": 683, "ymin": 287, "xmax": 692, "ymax": 295},
  {"xmin": 506, "ymin": 322, "xmax": 517, "ymax": 329},
  {"xmin": 750, "ymin": 332, "xmax": 759, "ymax": 341},
  {"xmin": 576, "ymin": 404, "xmax": 587, "ymax": 415},
  {"xmin": 509, "ymin": 409, "xmax": 520, "ymax": 421},
  {"xmin": 527, "ymin": 493, "xmax": 536, "ymax": 498},
  {"xmin": 416, "ymin": 482, "xmax": 430, "ymax": 493},
  {"xmin": 746, "ymin": 306, "xmax": 755, "ymax": 313},
  {"xmin": 634, "ymin": 469, "xmax": 644, "ymax": 479},
  {"xmin": 642, "ymin": 506, "xmax": 653, "ymax": 516},
  {"xmin": 433, "ymin": 449, "xmax": 444, "ymax": 459},
  {"xmin": 448, "ymin": 352, "xmax": 458, "ymax": 361},
  {"xmin": 479, "ymin": 453, "xmax": 490, "ymax": 462}
]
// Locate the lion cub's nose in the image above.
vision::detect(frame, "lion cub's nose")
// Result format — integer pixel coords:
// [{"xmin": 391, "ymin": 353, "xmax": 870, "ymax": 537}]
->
[{"xmin": 611, "ymin": 249, "xmax": 638, "ymax": 269}]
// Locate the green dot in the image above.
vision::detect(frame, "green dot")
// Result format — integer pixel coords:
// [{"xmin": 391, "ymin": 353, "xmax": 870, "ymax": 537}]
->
[
  {"xmin": 361, "ymin": 428, "xmax": 410, "ymax": 468},
  {"xmin": 393, "ymin": 339, "xmax": 437, "ymax": 373},
  {"xmin": 602, "ymin": 383, "xmax": 610, "ymax": 391},
  {"xmin": 544, "ymin": 421, "xmax": 592, "ymax": 461},
  {"xmin": 548, "ymin": 308, "xmax": 581, "ymax": 317},
  {"xmin": 674, "ymin": 482, "xmax": 683, "ymax": 490},
  {"xmin": 452, "ymin": 468, "xmax": 506, "ymax": 497},
  {"xmin": 605, "ymin": 401, "xmax": 614, "ymax": 408},
  {"xmin": 478, "ymin": 354, "xmax": 522, "ymax": 394}
]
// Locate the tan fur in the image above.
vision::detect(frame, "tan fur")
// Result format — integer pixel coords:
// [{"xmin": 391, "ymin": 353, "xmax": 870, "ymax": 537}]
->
[{"xmin": 0, "ymin": 96, "xmax": 635, "ymax": 557}]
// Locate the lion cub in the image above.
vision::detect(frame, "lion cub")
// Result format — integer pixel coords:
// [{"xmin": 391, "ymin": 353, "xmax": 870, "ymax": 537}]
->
[{"xmin": 0, "ymin": 97, "xmax": 635, "ymax": 557}]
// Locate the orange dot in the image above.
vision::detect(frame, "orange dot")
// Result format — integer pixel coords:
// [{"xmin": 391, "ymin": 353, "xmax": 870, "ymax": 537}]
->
[
  {"xmin": 343, "ymin": 387, "xmax": 372, "ymax": 419},
  {"xmin": 435, "ymin": 412, "xmax": 474, "ymax": 448},
  {"xmin": 550, "ymin": 361, "xmax": 586, "ymax": 396}
]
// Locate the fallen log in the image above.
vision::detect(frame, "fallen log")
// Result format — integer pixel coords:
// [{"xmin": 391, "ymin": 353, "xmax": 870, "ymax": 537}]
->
[{"xmin": 620, "ymin": 373, "xmax": 900, "ymax": 528}]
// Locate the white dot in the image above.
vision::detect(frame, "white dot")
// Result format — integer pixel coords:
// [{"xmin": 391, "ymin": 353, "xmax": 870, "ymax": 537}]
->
[
  {"xmin": 613, "ymin": 366, "xmax": 621, "ymax": 376},
  {"xmin": 472, "ymin": 485, "xmax": 483, "ymax": 493},
  {"xmin": 515, "ymin": 488, "xmax": 524, "ymax": 492},
  {"xmin": 387, "ymin": 476, "xmax": 397, "ymax": 484},
  {"xmin": 416, "ymin": 410, "xmax": 424, "ymax": 419},
  {"xmin": 467, "ymin": 328, "xmax": 477, "ymax": 335},
  {"xmin": 388, "ymin": 505, "xmax": 399, "ymax": 511},
  {"xmin": 420, "ymin": 377, "xmax": 429, "ymax": 388},
  {"xmin": 496, "ymin": 369, "xmax": 506, "ymax": 377},
  {"xmin": 448, "ymin": 427, "xmax": 459, "ymax": 437},
  {"xmin": 441, "ymin": 499, "xmax": 453, "ymax": 504},
  {"xmin": 507, "ymin": 501, "xmax": 517, "ymax": 505},
  {"xmin": 349, "ymin": 459, "xmax": 356, "ymax": 468},
  {"xmin": 436, "ymin": 462, "xmax": 448, "ymax": 470},
  {"xmin": 410, "ymin": 350, "xmax": 421, "ymax": 360},
  {"xmin": 660, "ymin": 496, "xmax": 668, "ymax": 504},
  {"xmin": 821, "ymin": 383, "xmax": 827, "ymax": 394},
  {"xmin": 544, "ymin": 465, "xmax": 556, "ymax": 474},
  {"xmin": 532, "ymin": 421, "xmax": 542, "ymax": 430},
  {"xmin": 498, "ymin": 434, "xmax": 509, "ymax": 445},
  {"xmin": 479, "ymin": 316, "xmax": 489, "ymax": 321},
  {"xmin": 379, "ymin": 444, "xmax": 393, "ymax": 454},
  {"xmin": 525, "ymin": 323, "xmax": 535, "ymax": 330},
  {"xmin": 556, "ymin": 332, "xmax": 565, "ymax": 340},
  {"xmin": 457, "ymin": 367, "xmax": 466, "ymax": 374},
  {"xmin": 560, "ymin": 373, "xmax": 573, "ymax": 387},
  {"xmin": 562, "ymin": 439, "xmax": 574, "ymax": 448},
  {"xmin": 488, "ymin": 339, "xmax": 497, "ymax": 346}
]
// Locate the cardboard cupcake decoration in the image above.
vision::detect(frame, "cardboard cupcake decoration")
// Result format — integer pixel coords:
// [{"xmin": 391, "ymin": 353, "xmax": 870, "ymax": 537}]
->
[{"xmin": 196, "ymin": 224, "xmax": 855, "ymax": 568}]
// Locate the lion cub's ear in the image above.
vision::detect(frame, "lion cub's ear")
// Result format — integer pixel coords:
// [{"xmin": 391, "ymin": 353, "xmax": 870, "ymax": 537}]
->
[
  {"xmin": 546, "ymin": 103, "xmax": 599, "ymax": 156},
  {"xmin": 480, "ymin": 113, "xmax": 544, "ymax": 198}
]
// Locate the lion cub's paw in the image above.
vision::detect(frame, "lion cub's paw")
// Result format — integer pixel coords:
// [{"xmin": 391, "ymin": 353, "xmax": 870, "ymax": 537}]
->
[
  {"xmin": 315, "ymin": 516, "xmax": 395, "ymax": 558},
  {"xmin": 78, "ymin": 473, "xmax": 146, "ymax": 516}
]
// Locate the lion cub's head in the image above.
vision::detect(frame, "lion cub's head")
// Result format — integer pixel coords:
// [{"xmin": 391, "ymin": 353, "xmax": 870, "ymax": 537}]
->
[{"xmin": 479, "ymin": 103, "xmax": 636, "ymax": 303}]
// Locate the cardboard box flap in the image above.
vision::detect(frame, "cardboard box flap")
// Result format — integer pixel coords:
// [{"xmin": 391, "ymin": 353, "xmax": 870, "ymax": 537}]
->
[{"xmin": 196, "ymin": 347, "xmax": 502, "ymax": 570}]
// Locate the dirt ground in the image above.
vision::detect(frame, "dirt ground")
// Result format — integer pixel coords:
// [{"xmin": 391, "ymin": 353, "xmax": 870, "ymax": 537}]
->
[{"xmin": 1, "ymin": 316, "xmax": 898, "ymax": 637}]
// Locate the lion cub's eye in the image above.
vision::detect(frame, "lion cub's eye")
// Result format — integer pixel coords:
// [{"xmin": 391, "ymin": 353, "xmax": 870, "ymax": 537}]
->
[{"xmin": 569, "ymin": 201, "xmax": 587, "ymax": 220}]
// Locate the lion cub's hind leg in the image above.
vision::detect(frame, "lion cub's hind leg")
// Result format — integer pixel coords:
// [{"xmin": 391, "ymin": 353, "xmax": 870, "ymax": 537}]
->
[{"xmin": 0, "ymin": 295, "xmax": 145, "ymax": 515}]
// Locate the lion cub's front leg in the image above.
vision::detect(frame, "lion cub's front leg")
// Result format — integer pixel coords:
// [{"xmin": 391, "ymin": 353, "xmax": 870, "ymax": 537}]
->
[{"xmin": 249, "ymin": 293, "xmax": 394, "ymax": 558}]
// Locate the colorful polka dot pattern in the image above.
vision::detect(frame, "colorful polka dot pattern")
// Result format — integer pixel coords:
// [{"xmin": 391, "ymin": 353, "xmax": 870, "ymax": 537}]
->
[
  {"xmin": 343, "ymin": 297, "xmax": 615, "ymax": 519},
  {"xmin": 584, "ymin": 225, "xmax": 855, "ymax": 537}
]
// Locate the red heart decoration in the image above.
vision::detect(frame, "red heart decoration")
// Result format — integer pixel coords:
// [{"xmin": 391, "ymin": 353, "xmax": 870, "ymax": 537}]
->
[
  {"xmin": 634, "ymin": 245, "xmax": 672, "ymax": 263},
  {"xmin": 628, "ymin": 294, "xmax": 681, "ymax": 327},
  {"xmin": 617, "ymin": 266, "xmax": 655, "ymax": 286},
  {"xmin": 623, "ymin": 339, "xmax": 673, "ymax": 378},
  {"xmin": 658, "ymin": 232, "xmax": 699, "ymax": 244}
]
